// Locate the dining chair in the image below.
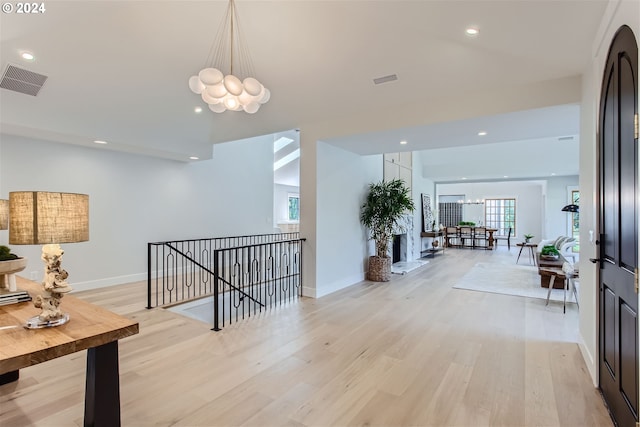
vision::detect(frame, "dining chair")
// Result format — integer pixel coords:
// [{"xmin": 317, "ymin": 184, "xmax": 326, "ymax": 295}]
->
[
  {"xmin": 472, "ymin": 227, "xmax": 489, "ymax": 249},
  {"xmin": 459, "ymin": 226, "xmax": 473, "ymax": 248},
  {"xmin": 445, "ymin": 227, "xmax": 459, "ymax": 247},
  {"xmin": 494, "ymin": 227, "xmax": 512, "ymax": 249}
]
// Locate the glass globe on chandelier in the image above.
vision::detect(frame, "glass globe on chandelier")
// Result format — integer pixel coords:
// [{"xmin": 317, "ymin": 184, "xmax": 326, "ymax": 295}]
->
[{"xmin": 188, "ymin": 0, "xmax": 270, "ymax": 114}]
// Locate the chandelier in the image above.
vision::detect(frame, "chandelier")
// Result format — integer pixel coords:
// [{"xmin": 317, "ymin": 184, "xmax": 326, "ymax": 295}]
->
[
  {"xmin": 457, "ymin": 199, "xmax": 485, "ymax": 205},
  {"xmin": 188, "ymin": 0, "xmax": 270, "ymax": 114}
]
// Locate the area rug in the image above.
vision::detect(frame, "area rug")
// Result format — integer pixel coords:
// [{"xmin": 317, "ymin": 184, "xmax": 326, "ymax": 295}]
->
[{"xmin": 453, "ymin": 262, "xmax": 576, "ymax": 303}]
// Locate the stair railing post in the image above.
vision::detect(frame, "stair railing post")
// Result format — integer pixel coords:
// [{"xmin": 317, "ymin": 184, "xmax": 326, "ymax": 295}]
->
[
  {"xmin": 212, "ymin": 250, "xmax": 221, "ymax": 331},
  {"xmin": 147, "ymin": 243, "xmax": 152, "ymax": 309}
]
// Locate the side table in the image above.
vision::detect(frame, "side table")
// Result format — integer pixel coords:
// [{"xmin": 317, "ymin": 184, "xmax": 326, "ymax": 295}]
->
[{"xmin": 516, "ymin": 242, "xmax": 538, "ymax": 265}]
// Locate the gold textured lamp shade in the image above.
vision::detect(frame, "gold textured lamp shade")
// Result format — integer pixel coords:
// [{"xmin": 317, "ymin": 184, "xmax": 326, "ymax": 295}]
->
[
  {"xmin": 9, "ymin": 192, "xmax": 89, "ymax": 244},
  {"xmin": 0, "ymin": 199, "xmax": 8, "ymax": 230}
]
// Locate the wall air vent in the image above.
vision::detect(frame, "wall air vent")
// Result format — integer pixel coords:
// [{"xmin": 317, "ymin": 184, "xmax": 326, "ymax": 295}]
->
[
  {"xmin": 373, "ymin": 74, "xmax": 398, "ymax": 85},
  {"xmin": 0, "ymin": 64, "xmax": 48, "ymax": 96},
  {"xmin": 558, "ymin": 136, "xmax": 575, "ymax": 141}
]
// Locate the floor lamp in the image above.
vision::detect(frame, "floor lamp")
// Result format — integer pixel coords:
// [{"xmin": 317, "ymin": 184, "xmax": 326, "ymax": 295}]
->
[
  {"xmin": 561, "ymin": 204, "xmax": 579, "ymax": 213},
  {"xmin": 9, "ymin": 191, "xmax": 89, "ymax": 328}
]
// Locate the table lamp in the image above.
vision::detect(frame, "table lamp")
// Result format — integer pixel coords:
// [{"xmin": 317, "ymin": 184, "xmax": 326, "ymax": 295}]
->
[
  {"xmin": 0, "ymin": 199, "xmax": 8, "ymax": 230},
  {"xmin": 9, "ymin": 191, "xmax": 89, "ymax": 328}
]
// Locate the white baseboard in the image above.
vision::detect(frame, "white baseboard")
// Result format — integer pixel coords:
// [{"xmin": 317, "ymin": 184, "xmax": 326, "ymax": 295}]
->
[
  {"xmin": 71, "ymin": 272, "xmax": 147, "ymax": 292},
  {"xmin": 578, "ymin": 332, "xmax": 598, "ymax": 387},
  {"xmin": 303, "ymin": 271, "xmax": 365, "ymax": 299}
]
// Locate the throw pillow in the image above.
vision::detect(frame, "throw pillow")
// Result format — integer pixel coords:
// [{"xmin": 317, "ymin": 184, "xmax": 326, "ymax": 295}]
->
[{"xmin": 555, "ymin": 237, "xmax": 567, "ymax": 250}]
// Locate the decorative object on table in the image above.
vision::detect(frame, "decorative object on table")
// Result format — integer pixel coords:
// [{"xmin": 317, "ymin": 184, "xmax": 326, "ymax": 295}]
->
[
  {"xmin": 458, "ymin": 221, "xmax": 476, "ymax": 226},
  {"xmin": 0, "ymin": 288, "xmax": 31, "ymax": 306},
  {"xmin": 9, "ymin": 191, "xmax": 89, "ymax": 328},
  {"xmin": 0, "ymin": 199, "xmax": 8, "ymax": 230},
  {"xmin": 524, "ymin": 234, "xmax": 534, "ymax": 243},
  {"xmin": 540, "ymin": 245, "xmax": 560, "ymax": 260},
  {"xmin": 422, "ymin": 194, "xmax": 434, "ymax": 232},
  {"xmin": 361, "ymin": 179, "xmax": 415, "ymax": 282},
  {"xmin": 187, "ymin": 0, "xmax": 270, "ymax": 114},
  {"xmin": 0, "ymin": 245, "xmax": 18, "ymax": 261},
  {"xmin": 0, "ymin": 245, "xmax": 27, "ymax": 292}
]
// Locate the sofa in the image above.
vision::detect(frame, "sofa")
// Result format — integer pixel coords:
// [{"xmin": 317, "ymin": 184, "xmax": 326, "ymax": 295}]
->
[{"xmin": 537, "ymin": 236, "xmax": 578, "ymax": 262}]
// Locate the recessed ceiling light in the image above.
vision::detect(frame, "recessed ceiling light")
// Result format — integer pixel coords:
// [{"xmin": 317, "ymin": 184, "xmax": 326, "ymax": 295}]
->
[
  {"xmin": 461, "ymin": 177, "xmax": 467, "ymax": 180},
  {"xmin": 465, "ymin": 27, "xmax": 479, "ymax": 37},
  {"xmin": 400, "ymin": 140, "xmax": 408, "ymax": 145},
  {"xmin": 21, "ymin": 51, "xmax": 35, "ymax": 61},
  {"xmin": 551, "ymin": 173, "xmax": 556, "ymax": 176},
  {"xmin": 503, "ymin": 175, "xmax": 509, "ymax": 178},
  {"xmin": 189, "ymin": 156, "xmax": 199, "ymax": 160},
  {"xmin": 194, "ymin": 106, "xmax": 202, "ymax": 113},
  {"xmin": 93, "ymin": 140, "xmax": 108, "ymax": 145},
  {"xmin": 478, "ymin": 131, "xmax": 487, "ymax": 136}
]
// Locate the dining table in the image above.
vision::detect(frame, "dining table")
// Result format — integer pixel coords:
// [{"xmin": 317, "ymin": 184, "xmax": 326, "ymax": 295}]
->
[{"xmin": 444, "ymin": 226, "xmax": 499, "ymax": 249}]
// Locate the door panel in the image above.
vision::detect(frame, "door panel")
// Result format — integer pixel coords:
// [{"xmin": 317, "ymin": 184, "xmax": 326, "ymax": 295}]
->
[
  {"xmin": 602, "ymin": 65, "xmax": 617, "ymax": 263},
  {"xmin": 620, "ymin": 54, "xmax": 638, "ymax": 272},
  {"xmin": 620, "ymin": 301, "xmax": 638, "ymax": 416},
  {"xmin": 598, "ymin": 25, "xmax": 638, "ymax": 427},
  {"xmin": 603, "ymin": 285, "xmax": 616, "ymax": 376}
]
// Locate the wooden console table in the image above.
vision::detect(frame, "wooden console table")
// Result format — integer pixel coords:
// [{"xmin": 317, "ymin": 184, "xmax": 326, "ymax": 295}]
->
[
  {"xmin": 420, "ymin": 231, "xmax": 444, "ymax": 258},
  {"xmin": 0, "ymin": 277, "xmax": 139, "ymax": 427}
]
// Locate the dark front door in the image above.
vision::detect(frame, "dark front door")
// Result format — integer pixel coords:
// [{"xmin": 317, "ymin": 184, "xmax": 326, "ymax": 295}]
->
[{"xmin": 598, "ymin": 25, "xmax": 638, "ymax": 427}]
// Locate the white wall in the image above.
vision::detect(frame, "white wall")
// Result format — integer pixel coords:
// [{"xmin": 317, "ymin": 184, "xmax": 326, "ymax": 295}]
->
[
  {"xmin": 412, "ymin": 152, "xmax": 436, "ymax": 259},
  {"xmin": 578, "ymin": 0, "xmax": 640, "ymax": 385},
  {"xmin": 274, "ymin": 184, "xmax": 299, "ymax": 226},
  {"xmin": 437, "ymin": 181, "xmax": 544, "ymax": 244},
  {"xmin": 544, "ymin": 175, "xmax": 579, "ymax": 239},
  {"xmin": 0, "ymin": 134, "xmax": 274, "ymax": 290},
  {"xmin": 312, "ymin": 141, "xmax": 382, "ymax": 298}
]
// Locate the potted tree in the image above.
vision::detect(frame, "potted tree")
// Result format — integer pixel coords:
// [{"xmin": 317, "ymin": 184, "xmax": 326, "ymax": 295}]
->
[{"xmin": 360, "ymin": 179, "xmax": 415, "ymax": 282}]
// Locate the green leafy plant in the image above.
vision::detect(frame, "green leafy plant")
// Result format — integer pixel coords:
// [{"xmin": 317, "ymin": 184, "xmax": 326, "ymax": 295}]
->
[
  {"xmin": 0, "ymin": 245, "xmax": 18, "ymax": 261},
  {"xmin": 541, "ymin": 245, "xmax": 560, "ymax": 256},
  {"xmin": 458, "ymin": 221, "xmax": 476, "ymax": 226},
  {"xmin": 524, "ymin": 234, "xmax": 534, "ymax": 240},
  {"xmin": 360, "ymin": 179, "xmax": 415, "ymax": 258}
]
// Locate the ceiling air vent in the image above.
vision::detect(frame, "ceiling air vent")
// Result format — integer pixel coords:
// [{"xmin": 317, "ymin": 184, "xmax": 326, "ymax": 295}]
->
[
  {"xmin": 0, "ymin": 64, "xmax": 48, "ymax": 96},
  {"xmin": 373, "ymin": 74, "xmax": 398, "ymax": 85}
]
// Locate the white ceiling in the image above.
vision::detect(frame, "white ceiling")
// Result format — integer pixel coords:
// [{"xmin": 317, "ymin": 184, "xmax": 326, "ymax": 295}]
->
[
  {"xmin": 0, "ymin": 1, "xmax": 606, "ymax": 181},
  {"xmin": 325, "ymin": 103, "xmax": 580, "ymax": 182}
]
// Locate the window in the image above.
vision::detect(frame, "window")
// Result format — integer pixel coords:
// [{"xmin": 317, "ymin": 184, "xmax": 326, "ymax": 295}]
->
[
  {"xmin": 288, "ymin": 194, "xmax": 300, "ymax": 221},
  {"xmin": 571, "ymin": 190, "xmax": 579, "ymax": 252},
  {"xmin": 485, "ymin": 198, "xmax": 516, "ymax": 235}
]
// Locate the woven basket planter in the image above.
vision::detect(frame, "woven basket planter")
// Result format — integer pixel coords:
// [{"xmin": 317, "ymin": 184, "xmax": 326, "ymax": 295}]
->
[{"xmin": 367, "ymin": 256, "xmax": 391, "ymax": 282}]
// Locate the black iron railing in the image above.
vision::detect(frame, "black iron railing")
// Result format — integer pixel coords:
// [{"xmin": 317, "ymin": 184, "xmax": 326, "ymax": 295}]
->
[{"xmin": 147, "ymin": 233, "xmax": 304, "ymax": 330}]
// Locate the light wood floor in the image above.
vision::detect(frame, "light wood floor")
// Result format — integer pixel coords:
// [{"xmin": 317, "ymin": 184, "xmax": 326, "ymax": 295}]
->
[{"xmin": 1, "ymin": 248, "xmax": 613, "ymax": 426}]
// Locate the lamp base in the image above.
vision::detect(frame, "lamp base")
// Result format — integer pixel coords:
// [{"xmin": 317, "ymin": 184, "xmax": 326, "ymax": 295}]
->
[{"xmin": 24, "ymin": 313, "xmax": 70, "ymax": 329}]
